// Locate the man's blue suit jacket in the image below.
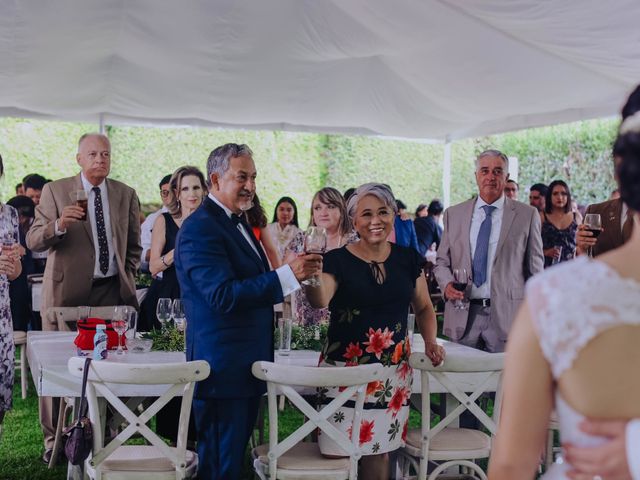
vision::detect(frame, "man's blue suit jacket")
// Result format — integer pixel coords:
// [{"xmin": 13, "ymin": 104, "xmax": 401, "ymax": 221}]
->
[{"xmin": 175, "ymin": 197, "xmax": 284, "ymax": 399}]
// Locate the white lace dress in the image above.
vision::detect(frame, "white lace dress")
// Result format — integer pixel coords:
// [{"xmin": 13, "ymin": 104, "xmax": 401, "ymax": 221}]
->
[{"xmin": 528, "ymin": 256, "xmax": 640, "ymax": 479}]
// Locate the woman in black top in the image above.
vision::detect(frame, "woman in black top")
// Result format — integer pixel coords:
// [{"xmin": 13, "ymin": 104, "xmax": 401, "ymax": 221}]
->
[{"xmin": 306, "ymin": 183, "xmax": 444, "ymax": 480}]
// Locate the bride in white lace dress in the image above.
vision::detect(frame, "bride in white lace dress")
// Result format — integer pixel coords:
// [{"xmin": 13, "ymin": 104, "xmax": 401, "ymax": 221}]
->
[{"xmin": 489, "ymin": 109, "xmax": 640, "ymax": 479}]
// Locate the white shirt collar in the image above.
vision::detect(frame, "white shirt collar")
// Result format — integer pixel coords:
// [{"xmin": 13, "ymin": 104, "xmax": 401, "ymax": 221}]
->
[
  {"xmin": 208, "ymin": 193, "xmax": 234, "ymax": 218},
  {"xmin": 80, "ymin": 172, "xmax": 106, "ymax": 193},
  {"xmin": 475, "ymin": 194, "xmax": 505, "ymax": 211}
]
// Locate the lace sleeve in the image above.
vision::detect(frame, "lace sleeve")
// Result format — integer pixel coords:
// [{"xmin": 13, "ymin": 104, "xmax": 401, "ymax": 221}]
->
[{"xmin": 527, "ymin": 257, "xmax": 640, "ymax": 379}]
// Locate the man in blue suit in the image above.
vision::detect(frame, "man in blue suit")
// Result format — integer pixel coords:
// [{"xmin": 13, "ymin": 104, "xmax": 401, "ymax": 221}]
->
[{"xmin": 175, "ymin": 143, "xmax": 321, "ymax": 479}]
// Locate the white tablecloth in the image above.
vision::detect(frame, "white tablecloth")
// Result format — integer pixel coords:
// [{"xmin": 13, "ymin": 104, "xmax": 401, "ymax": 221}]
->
[{"xmin": 27, "ymin": 331, "xmax": 185, "ymax": 398}]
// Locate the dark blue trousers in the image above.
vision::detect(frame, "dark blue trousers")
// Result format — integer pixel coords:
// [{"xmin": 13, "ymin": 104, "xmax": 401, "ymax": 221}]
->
[{"xmin": 193, "ymin": 396, "xmax": 261, "ymax": 480}]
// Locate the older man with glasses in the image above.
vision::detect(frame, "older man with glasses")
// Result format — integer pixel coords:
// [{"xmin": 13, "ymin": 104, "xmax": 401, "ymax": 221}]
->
[{"xmin": 140, "ymin": 174, "xmax": 172, "ymax": 272}]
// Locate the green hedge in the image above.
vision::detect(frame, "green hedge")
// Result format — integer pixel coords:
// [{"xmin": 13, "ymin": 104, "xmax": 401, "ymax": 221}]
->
[{"xmin": 0, "ymin": 117, "xmax": 620, "ymax": 219}]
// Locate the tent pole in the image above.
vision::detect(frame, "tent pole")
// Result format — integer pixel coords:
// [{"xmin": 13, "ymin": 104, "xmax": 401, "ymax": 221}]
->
[
  {"xmin": 99, "ymin": 114, "xmax": 105, "ymax": 134},
  {"xmin": 442, "ymin": 138, "xmax": 452, "ymax": 208}
]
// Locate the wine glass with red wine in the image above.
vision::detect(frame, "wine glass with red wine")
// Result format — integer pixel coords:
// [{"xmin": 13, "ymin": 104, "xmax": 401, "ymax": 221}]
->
[
  {"xmin": 302, "ymin": 226, "xmax": 327, "ymax": 287},
  {"xmin": 583, "ymin": 213, "xmax": 602, "ymax": 258},
  {"xmin": 452, "ymin": 268, "xmax": 470, "ymax": 310}
]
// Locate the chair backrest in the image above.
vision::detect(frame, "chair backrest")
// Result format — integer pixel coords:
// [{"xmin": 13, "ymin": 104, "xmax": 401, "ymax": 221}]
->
[
  {"xmin": 68, "ymin": 357, "xmax": 210, "ymax": 478},
  {"xmin": 252, "ymin": 361, "xmax": 388, "ymax": 480},
  {"xmin": 410, "ymin": 351, "xmax": 504, "ymax": 438},
  {"xmin": 47, "ymin": 306, "xmax": 136, "ymax": 331}
]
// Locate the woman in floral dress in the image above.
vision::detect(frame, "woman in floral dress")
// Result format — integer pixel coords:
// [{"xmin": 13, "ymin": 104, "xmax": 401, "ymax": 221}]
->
[
  {"xmin": 284, "ymin": 187, "xmax": 353, "ymax": 326},
  {"xmin": 306, "ymin": 183, "xmax": 445, "ymax": 479},
  {"xmin": 0, "ymin": 154, "xmax": 24, "ymax": 433}
]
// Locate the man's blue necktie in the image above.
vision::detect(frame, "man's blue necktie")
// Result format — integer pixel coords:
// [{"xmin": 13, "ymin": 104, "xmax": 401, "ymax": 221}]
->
[{"xmin": 472, "ymin": 205, "xmax": 496, "ymax": 287}]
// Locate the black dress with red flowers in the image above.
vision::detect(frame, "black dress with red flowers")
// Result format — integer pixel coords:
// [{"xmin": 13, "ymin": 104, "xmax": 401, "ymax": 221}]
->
[{"xmin": 317, "ymin": 243, "xmax": 424, "ymax": 456}]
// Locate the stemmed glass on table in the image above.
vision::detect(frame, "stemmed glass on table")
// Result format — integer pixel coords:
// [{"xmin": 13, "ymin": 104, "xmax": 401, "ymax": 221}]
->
[
  {"xmin": 451, "ymin": 268, "xmax": 471, "ymax": 310},
  {"xmin": 112, "ymin": 306, "xmax": 128, "ymax": 355},
  {"xmin": 583, "ymin": 213, "xmax": 602, "ymax": 258},
  {"xmin": 172, "ymin": 299, "xmax": 186, "ymax": 332},
  {"xmin": 302, "ymin": 227, "xmax": 327, "ymax": 287},
  {"xmin": 156, "ymin": 298, "xmax": 172, "ymax": 330}
]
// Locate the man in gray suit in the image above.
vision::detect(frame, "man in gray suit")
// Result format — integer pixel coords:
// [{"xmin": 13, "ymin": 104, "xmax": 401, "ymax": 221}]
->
[{"xmin": 434, "ymin": 149, "xmax": 543, "ymax": 353}]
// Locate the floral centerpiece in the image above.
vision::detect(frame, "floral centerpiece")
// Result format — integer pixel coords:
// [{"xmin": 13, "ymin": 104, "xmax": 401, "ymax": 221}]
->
[{"xmin": 289, "ymin": 323, "xmax": 328, "ymax": 351}]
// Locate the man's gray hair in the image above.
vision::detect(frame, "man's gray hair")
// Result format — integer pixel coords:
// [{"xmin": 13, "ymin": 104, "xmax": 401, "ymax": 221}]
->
[
  {"xmin": 346, "ymin": 183, "xmax": 397, "ymax": 220},
  {"xmin": 77, "ymin": 133, "xmax": 109, "ymax": 152},
  {"xmin": 206, "ymin": 143, "xmax": 254, "ymax": 178},
  {"xmin": 475, "ymin": 149, "xmax": 509, "ymax": 171}
]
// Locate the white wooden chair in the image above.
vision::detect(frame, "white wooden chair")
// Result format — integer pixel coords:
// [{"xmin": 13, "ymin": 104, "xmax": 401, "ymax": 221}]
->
[
  {"xmin": 12, "ymin": 330, "xmax": 28, "ymax": 399},
  {"xmin": 398, "ymin": 351, "xmax": 504, "ymax": 480},
  {"xmin": 47, "ymin": 305, "xmax": 136, "ymax": 468},
  {"xmin": 251, "ymin": 361, "xmax": 388, "ymax": 480},
  {"xmin": 67, "ymin": 357, "xmax": 210, "ymax": 479}
]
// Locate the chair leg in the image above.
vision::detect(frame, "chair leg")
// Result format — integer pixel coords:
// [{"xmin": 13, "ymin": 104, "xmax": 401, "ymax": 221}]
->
[
  {"xmin": 49, "ymin": 399, "xmax": 67, "ymax": 469},
  {"xmin": 49, "ymin": 397, "xmax": 74, "ymax": 469},
  {"xmin": 20, "ymin": 344, "xmax": 27, "ymax": 399}
]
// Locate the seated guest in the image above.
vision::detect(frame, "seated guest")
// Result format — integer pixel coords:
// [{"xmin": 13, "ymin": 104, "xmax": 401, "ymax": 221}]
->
[
  {"xmin": 541, "ymin": 179, "xmax": 581, "ymax": 267},
  {"xmin": 393, "ymin": 199, "xmax": 419, "ymax": 252},
  {"xmin": 139, "ymin": 174, "xmax": 171, "ymax": 272},
  {"xmin": 504, "ymin": 179, "xmax": 519, "ymax": 200},
  {"xmin": 305, "ymin": 183, "xmax": 444, "ymax": 480},
  {"xmin": 140, "ymin": 166, "xmax": 206, "ymax": 331},
  {"xmin": 284, "ymin": 187, "xmax": 353, "ymax": 325},
  {"xmin": 7, "ymin": 196, "xmax": 36, "ymax": 331},
  {"xmin": 244, "ymin": 193, "xmax": 280, "ymax": 268},
  {"xmin": 414, "ymin": 199, "xmax": 443, "ymax": 257},
  {"xmin": 15, "ymin": 183, "xmax": 24, "ymax": 196},
  {"xmin": 267, "ymin": 196, "xmax": 301, "ymax": 265}
]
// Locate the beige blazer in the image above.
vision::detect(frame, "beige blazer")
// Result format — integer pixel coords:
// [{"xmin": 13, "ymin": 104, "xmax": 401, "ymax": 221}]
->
[
  {"xmin": 26, "ymin": 174, "xmax": 142, "ymax": 328},
  {"xmin": 434, "ymin": 197, "xmax": 544, "ymax": 342}
]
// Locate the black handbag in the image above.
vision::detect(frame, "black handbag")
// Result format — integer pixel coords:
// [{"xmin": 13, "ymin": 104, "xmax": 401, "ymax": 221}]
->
[{"xmin": 63, "ymin": 357, "xmax": 93, "ymax": 466}]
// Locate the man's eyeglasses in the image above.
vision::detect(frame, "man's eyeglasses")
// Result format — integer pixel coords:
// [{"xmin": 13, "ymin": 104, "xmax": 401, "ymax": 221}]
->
[{"xmin": 160, "ymin": 190, "xmax": 171, "ymax": 198}]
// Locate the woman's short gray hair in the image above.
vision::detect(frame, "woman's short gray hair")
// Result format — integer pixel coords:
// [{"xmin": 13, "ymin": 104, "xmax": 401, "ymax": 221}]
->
[{"xmin": 346, "ymin": 183, "xmax": 397, "ymax": 220}]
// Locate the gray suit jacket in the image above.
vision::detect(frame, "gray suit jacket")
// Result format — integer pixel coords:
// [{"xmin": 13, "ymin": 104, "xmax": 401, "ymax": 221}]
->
[
  {"xmin": 434, "ymin": 197, "xmax": 544, "ymax": 342},
  {"xmin": 585, "ymin": 198, "xmax": 628, "ymax": 256},
  {"xmin": 26, "ymin": 174, "xmax": 142, "ymax": 328}
]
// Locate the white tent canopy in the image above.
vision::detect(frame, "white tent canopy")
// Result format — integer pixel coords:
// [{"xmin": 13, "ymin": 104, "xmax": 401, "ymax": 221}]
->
[{"xmin": 0, "ymin": 0, "xmax": 639, "ymax": 141}]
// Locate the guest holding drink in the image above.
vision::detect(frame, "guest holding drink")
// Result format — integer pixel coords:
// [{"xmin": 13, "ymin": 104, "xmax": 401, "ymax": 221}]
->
[
  {"xmin": 305, "ymin": 183, "xmax": 444, "ymax": 480},
  {"xmin": 0, "ymin": 154, "xmax": 23, "ymax": 436},
  {"xmin": 267, "ymin": 196, "xmax": 301, "ymax": 265},
  {"xmin": 541, "ymin": 180, "xmax": 581, "ymax": 267},
  {"xmin": 140, "ymin": 166, "xmax": 207, "ymax": 331},
  {"xmin": 284, "ymin": 187, "xmax": 354, "ymax": 325}
]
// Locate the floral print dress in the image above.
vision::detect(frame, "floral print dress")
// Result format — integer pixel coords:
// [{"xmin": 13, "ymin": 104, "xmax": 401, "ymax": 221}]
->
[
  {"xmin": 0, "ymin": 204, "xmax": 19, "ymax": 414},
  {"xmin": 317, "ymin": 243, "xmax": 423, "ymax": 456}
]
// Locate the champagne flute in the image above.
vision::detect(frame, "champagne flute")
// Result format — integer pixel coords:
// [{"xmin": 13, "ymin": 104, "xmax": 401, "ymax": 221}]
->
[
  {"xmin": 302, "ymin": 227, "xmax": 327, "ymax": 287},
  {"xmin": 112, "ymin": 306, "xmax": 128, "ymax": 355},
  {"xmin": 156, "ymin": 298, "xmax": 172, "ymax": 330},
  {"xmin": 172, "ymin": 299, "xmax": 186, "ymax": 332},
  {"xmin": 452, "ymin": 269, "xmax": 470, "ymax": 310},
  {"xmin": 583, "ymin": 213, "xmax": 602, "ymax": 258}
]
